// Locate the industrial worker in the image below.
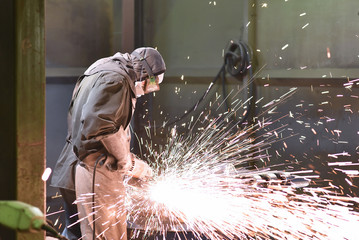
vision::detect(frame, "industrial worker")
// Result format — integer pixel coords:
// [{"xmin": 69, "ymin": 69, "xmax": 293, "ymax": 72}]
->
[{"xmin": 51, "ymin": 47, "xmax": 166, "ymax": 240}]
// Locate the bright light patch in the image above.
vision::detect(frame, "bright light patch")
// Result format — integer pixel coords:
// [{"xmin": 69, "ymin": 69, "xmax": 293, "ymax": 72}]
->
[
  {"xmin": 282, "ymin": 44, "xmax": 289, "ymax": 50},
  {"xmin": 302, "ymin": 23, "xmax": 309, "ymax": 29},
  {"xmin": 327, "ymin": 47, "xmax": 331, "ymax": 58},
  {"xmin": 42, "ymin": 168, "xmax": 52, "ymax": 181}
]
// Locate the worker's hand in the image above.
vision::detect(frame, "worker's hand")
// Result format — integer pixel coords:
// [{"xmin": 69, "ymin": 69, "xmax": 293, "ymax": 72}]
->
[
  {"xmin": 103, "ymin": 154, "xmax": 132, "ymax": 172},
  {"xmin": 101, "ymin": 155, "xmax": 115, "ymax": 171},
  {"xmin": 127, "ymin": 158, "xmax": 153, "ymax": 181}
]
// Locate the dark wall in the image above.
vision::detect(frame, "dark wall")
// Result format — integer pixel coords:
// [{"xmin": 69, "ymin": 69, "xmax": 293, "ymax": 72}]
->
[
  {"xmin": 46, "ymin": 0, "xmax": 115, "ymax": 68},
  {"xmin": 46, "ymin": 79, "xmax": 76, "ymax": 197}
]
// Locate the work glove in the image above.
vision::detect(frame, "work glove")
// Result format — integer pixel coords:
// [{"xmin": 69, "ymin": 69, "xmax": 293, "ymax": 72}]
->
[
  {"xmin": 127, "ymin": 157, "xmax": 153, "ymax": 180},
  {"xmin": 102, "ymin": 154, "xmax": 132, "ymax": 172}
]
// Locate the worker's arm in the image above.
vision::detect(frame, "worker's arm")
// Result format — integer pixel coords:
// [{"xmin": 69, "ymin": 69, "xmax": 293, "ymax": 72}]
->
[
  {"xmin": 100, "ymin": 126, "xmax": 152, "ymax": 179},
  {"xmin": 99, "ymin": 125, "xmax": 132, "ymax": 173},
  {"xmin": 81, "ymin": 73, "xmax": 133, "ymax": 144}
]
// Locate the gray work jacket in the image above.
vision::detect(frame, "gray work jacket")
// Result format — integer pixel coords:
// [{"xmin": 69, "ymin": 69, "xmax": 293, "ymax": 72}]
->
[{"xmin": 51, "ymin": 53, "xmax": 137, "ymax": 190}]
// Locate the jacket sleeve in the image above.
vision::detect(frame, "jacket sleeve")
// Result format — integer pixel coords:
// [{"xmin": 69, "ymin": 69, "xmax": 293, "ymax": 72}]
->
[
  {"xmin": 80, "ymin": 73, "xmax": 133, "ymax": 140},
  {"xmin": 80, "ymin": 73, "xmax": 134, "ymax": 170},
  {"xmin": 100, "ymin": 126, "xmax": 133, "ymax": 172}
]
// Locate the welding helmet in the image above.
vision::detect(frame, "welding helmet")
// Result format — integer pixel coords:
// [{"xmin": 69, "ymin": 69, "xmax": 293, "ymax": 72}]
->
[{"xmin": 131, "ymin": 47, "xmax": 166, "ymax": 96}]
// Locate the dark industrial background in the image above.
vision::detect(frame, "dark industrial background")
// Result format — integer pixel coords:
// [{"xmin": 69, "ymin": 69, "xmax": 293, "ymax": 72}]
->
[{"xmin": 1, "ymin": 0, "xmax": 359, "ymax": 239}]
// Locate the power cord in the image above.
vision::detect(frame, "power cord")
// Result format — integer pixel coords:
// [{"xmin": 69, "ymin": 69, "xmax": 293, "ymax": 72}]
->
[
  {"xmin": 163, "ymin": 40, "xmax": 253, "ymax": 128},
  {"xmin": 164, "ymin": 64, "xmax": 226, "ymax": 127},
  {"xmin": 92, "ymin": 154, "xmax": 105, "ymax": 240}
]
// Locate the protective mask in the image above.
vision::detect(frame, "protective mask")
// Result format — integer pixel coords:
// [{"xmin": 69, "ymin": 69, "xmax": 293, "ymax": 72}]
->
[{"xmin": 135, "ymin": 73, "xmax": 164, "ymax": 97}]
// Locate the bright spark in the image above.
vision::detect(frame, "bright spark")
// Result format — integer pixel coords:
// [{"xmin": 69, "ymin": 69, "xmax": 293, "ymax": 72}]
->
[
  {"xmin": 281, "ymin": 44, "xmax": 289, "ymax": 50},
  {"xmin": 302, "ymin": 23, "xmax": 309, "ymax": 29},
  {"xmin": 122, "ymin": 87, "xmax": 359, "ymax": 239}
]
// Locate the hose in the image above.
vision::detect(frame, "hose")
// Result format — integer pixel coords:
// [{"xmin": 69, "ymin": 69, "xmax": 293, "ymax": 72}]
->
[
  {"xmin": 165, "ymin": 40, "xmax": 254, "ymax": 128},
  {"xmin": 164, "ymin": 64, "xmax": 225, "ymax": 127}
]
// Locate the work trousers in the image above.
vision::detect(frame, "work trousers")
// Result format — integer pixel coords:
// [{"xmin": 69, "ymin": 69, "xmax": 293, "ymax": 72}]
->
[{"xmin": 75, "ymin": 162, "xmax": 127, "ymax": 240}]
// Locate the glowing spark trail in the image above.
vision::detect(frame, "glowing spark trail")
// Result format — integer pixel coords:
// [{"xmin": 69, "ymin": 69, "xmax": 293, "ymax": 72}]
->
[
  {"xmin": 125, "ymin": 135, "xmax": 359, "ymax": 239},
  {"xmin": 123, "ymin": 88, "xmax": 359, "ymax": 239}
]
